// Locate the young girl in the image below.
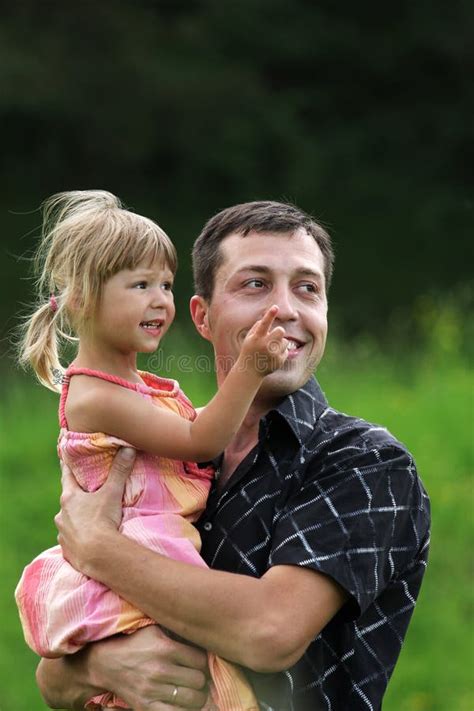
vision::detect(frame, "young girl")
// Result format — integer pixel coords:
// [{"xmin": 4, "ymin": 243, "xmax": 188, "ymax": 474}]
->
[{"xmin": 15, "ymin": 191, "xmax": 288, "ymax": 711}]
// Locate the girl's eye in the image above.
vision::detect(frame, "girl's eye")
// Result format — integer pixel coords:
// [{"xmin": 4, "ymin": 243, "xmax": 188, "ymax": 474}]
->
[
  {"xmin": 161, "ymin": 281, "xmax": 173, "ymax": 291},
  {"xmin": 133, "ymin": 281, "xmax": 147, "ymax": 289}
]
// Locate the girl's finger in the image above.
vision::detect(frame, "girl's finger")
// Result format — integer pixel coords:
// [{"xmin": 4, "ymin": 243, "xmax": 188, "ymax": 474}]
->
[
  {"xmin": 256, "ymin": 305, "xmax": 279, "ymax": 333},
  {"xmin": 269, "ymin": 326, "xmax": 286, "ymax": 340}
]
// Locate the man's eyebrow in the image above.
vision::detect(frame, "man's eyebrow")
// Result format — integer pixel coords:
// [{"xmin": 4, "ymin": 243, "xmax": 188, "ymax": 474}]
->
[
  {"xmin": 235, "ymin": 266, "xmax": 323, "ymax": 280},
  {"xmin": 234, "ymin": 265, "xmax": 270, "ymax": 275},
  {"xmin": 295, "ymin": 268, "xmax": 324, "ymax": 280}
]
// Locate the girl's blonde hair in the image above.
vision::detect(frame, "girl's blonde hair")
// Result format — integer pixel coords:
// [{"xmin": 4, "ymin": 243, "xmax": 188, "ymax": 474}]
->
[{"xmin": 19, "ymin": 190, "xmax": 177, "ymax": 393}]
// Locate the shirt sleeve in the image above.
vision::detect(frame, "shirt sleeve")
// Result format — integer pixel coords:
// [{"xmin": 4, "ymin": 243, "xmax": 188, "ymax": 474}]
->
[{"xmin": 268, "ymin": 442, "xmax": 430, "ymax": 618}]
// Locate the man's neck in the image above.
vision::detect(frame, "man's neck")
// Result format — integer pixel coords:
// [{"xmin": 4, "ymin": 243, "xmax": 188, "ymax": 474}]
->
[
  {"xmin": 214, "ymin": 368, "xmax": 286, "ymax": 488},
  {"xmin": 217, "ymin": 400, "xmax": 275, "ymax": 491}
]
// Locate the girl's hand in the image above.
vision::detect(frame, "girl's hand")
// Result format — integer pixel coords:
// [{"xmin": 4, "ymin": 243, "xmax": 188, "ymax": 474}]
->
[
  {"xmin": 239, "ymin": 305, "xmax": 288, "ymax": 376},
  {"xmin": 55, "ymin": 447, "xmax": 135, "ymax": 574}
]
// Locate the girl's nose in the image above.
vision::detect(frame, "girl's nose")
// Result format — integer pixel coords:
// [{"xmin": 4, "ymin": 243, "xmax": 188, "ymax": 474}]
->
[{"xmin": 150, "ymin": 287, "xmax": 168, "ymax": 308}]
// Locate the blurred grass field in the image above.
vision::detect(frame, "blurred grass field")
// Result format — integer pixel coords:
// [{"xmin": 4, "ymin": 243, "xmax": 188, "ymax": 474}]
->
[{"xmin": 1, "ymin": 330, "xmax": 472, "ymax": 711}]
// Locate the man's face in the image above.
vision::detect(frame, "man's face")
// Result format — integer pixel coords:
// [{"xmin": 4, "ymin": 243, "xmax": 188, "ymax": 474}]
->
[{"xmin": 191, "ymin": 229, "xmax": 328, "ymax": 402}]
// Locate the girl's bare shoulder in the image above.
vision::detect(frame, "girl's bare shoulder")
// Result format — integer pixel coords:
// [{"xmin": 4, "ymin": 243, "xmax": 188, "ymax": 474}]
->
[{"xmin": 65, "ymin": 375, "xmax": 139, "ymax": 432}]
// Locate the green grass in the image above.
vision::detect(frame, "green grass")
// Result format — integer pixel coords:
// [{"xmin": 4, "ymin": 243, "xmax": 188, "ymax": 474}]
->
[{"xmin": 1, "ymin": 336, "xmax": 472, "ymax": 710}]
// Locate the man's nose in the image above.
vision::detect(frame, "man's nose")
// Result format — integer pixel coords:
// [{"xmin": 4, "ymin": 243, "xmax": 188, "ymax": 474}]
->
[{"xmin": 271, "ymin": 285, "xmax": 298, "ymax": 321}]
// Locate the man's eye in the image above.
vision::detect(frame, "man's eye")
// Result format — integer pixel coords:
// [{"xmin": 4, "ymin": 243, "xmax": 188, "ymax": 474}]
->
[
  {"xmin": 244, "ymin": 279, "xmax": 265, "ymax": 289},
  {"xmin": 299, "ymin": 283, "xmax": 318, "ymax": 294}
]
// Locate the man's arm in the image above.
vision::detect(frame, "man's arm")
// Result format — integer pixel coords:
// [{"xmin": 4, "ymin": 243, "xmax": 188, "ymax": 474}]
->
[
  {"xmin": 85, "ymin": 550, "xmax": 345, "ymax": 673},
  {"xmin": 56, "ymin": 454, "xmax": 347, "ymax": 674},
  {"xmin": 36, "ymin": 626, "xmax": 208, "ymax": 710}
]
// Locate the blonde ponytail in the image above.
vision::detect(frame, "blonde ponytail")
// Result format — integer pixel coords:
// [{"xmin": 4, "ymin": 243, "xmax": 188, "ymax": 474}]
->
[{"xmin": 19, "ymin": 298, "xmax": 67, "ymax": 393}]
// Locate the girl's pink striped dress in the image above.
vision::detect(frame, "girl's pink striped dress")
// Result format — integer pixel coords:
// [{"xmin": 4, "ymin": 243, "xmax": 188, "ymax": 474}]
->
[{"xmin": 15, "ymin": 367, "xmax": 258, "ymax": 711}]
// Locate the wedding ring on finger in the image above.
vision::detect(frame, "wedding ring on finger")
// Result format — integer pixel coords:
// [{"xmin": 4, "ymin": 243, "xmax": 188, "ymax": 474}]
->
[{"xmin": 171, "ymin": 685, "xmax": 179, "ymax": 704}]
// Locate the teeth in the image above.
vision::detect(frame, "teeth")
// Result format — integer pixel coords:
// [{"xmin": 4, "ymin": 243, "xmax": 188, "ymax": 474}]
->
[
  {"xmin": 286, "ymin": 340, "xmax": 299, "ymax": 350},
  {"xmin": 142, "ymin": 322, "xmax": 161, "ymax": 328}
]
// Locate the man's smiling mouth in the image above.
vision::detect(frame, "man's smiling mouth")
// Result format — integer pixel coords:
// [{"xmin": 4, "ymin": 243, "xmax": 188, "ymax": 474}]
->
[{"xmin": 285, "ymin": 337, "xmax": 305, "ymax": 351}]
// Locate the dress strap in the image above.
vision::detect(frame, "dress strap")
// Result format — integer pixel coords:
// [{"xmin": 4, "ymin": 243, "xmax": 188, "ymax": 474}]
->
[
  {"xmin": 59, "ymin": 366, "xmax": 143, "ymax": 429},
  {"xmin": 65, "ymin": 366, "xmax": 144, "ymax": 390}
]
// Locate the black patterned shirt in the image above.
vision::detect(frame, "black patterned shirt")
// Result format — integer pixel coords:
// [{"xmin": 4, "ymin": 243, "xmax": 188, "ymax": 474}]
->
[{"xmin": 197, "ymin": 377, "xmax": 430, "ymax": 711}]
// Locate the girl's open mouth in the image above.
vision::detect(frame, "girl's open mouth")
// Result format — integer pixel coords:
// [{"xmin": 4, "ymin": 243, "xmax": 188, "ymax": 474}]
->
[{"xmin": 140, "ymin": 319, "xmax": 164, "ymax": 335}]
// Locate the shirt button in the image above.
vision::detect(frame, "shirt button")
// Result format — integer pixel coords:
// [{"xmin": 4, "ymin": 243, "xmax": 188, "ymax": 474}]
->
[{"xmin": 203, "ymin": 522, "xmax": 213, "ymax": 531}]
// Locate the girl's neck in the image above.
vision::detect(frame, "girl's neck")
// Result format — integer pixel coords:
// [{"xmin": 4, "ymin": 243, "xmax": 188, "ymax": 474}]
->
[{"xmin": 73, "ymin": 342, "xmax": 143, "ymax": 385}]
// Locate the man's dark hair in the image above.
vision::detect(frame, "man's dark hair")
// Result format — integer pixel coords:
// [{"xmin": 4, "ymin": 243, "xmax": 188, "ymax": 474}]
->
[{"xmin": 192, "ymin": 201, "xmax": 334, "ymax": 302}]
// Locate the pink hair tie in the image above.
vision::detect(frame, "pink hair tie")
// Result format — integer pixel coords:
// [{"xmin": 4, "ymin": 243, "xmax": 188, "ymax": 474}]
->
[{"xmin": 49, "ymin": 295, "xmax": 58, "ymax": 313}]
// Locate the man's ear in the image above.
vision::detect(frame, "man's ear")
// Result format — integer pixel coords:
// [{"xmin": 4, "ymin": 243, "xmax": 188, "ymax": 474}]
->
[{"xmin": 190, "ymin": 295, "xmax": 212, "ymax": 341}]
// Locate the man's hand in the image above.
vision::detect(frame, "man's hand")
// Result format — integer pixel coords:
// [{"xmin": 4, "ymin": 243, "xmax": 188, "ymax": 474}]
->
[
  {"xmin": 37, "ymin": 626, "xmax": 209, "ymax": 710},
  {"xmin": 91, "ymin": 626, "xmax": 209, "ymax": 710},
  {"xmin": 55, "ymin": 447, "xmax": 136, "ymax": 573}
]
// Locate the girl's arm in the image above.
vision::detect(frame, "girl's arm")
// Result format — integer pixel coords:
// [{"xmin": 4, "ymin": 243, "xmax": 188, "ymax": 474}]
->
[{"xmin": 71, "ymin": 306, "xmax": 287, "ymax": 462}]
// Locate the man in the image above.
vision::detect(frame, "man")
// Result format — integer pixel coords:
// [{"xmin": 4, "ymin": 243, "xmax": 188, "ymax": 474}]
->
[{"xmin": 37, "ymin": 202, "xmax": 430, "ymax": 710}]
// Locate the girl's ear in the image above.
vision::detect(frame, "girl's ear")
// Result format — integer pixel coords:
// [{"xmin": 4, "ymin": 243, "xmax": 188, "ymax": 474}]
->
[
  {"xmin": 66, "ymin": 289, "xmax": 82, "ymax": 313},
  {"xmin": 189, "ymin": 295, "xmax": 212, "ymax": 342}
]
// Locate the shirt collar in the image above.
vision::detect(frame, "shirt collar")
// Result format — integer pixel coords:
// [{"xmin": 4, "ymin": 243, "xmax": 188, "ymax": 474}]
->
[{"xmin": 267, "ymin": 376, "xmax": 328, "ymax": 445}]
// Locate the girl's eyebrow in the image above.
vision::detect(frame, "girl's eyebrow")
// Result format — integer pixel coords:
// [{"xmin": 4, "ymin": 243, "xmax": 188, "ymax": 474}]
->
[{"xmin": 130, "ymin": 267, "xmax": 173, "ymax": 277}]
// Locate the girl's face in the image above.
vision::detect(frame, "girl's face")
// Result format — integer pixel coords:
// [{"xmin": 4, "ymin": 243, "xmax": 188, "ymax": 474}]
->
[{"xmin": 90, "ymin": 259, "xmax": 176, "ymax": 357}]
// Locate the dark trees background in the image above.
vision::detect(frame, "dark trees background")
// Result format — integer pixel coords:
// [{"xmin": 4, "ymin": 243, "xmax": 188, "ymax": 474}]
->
[{"xmin": 1, "ymin": 0, "xmax": 471, "ymax": 356}]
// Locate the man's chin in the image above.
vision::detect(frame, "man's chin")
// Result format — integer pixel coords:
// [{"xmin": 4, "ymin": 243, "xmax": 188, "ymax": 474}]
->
[{"xmin": 259, "ymin": 367, "xmax": 313, "ymax": 399}]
